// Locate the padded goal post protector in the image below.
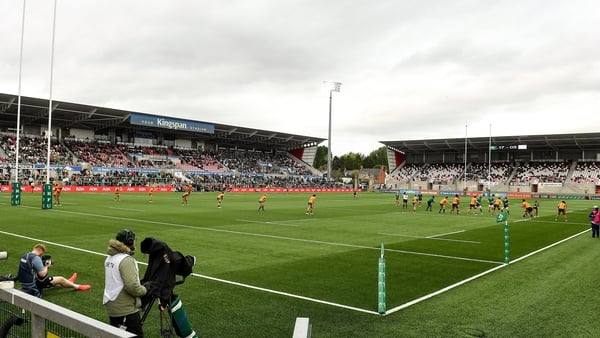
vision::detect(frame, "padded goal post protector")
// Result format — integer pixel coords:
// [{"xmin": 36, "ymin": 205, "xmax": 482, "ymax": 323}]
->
[
  {"xmin": 42, "ymin": 183, "xmax": 53, "ymax": 209},
  {"xmin": 11, "ymin": 182, "xmax": 20, "ymax": 206},
  {"xmin": 378, "ymin": 243, "xmax": 386, "ymax": 314},
  {"xmin": 171, "ymin": 296, "xmax": 197, "ymax": 338}
]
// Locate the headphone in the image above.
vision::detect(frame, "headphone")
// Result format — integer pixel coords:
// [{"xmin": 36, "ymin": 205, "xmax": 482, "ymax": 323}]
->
[{"xmin": 117, "ymin": 229, "xmax": 136, "ymax": 246}]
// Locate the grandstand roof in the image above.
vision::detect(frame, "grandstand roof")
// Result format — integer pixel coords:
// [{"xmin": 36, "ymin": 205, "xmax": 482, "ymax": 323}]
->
[
  {"xmin": 381, "ymin": 133, "xmax": 600, "ymax": 153},
  {"xmin": 0, "ymin": 93, "xmax": 325, "ymax": 151}
]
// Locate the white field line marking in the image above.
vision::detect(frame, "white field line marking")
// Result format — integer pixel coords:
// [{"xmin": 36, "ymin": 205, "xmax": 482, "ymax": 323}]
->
[
  {"xmin": 378, "ymin": 231, "xmax": 481, "ymax": 244},
  {"xmin": 5, "ymin": 204, "xmax": 583, "ymax": 315},
  {"xmin": 237, "ymin": 219, "xmax": 301, "ymax": 227},
  {"xmin": 0, "ymin": 230, "xmax": 108, "ymax": 258},
  {"xmin": 108, "ymin": 207, "xmax": 146, "ymax": 212},
  {"xmin": 0, "ymin": 229, "xmax": 378, "ymax": 315},
  {"xmin": 6, "ymin": 205, "xmax": 498, "ymax": 264},
  {"xmin": 383, "ymin": 247, "xmax": 500, "ymax": 265},
  {"xmin": 57, "ymin": 208, "xmax": 494, "ymax": 263},
  {"xmin": 383, "ymin": 228, "xmax": 590, "ymax": 316},
  {"xmin": 192, "ymin": 273, "xmax": 379, "ymax": 315},
  {"xmin": 509, "ymin": 228, "xmax": 589, "ymax": 264},
  {"xmin": 427, "ymin": 230, "xmax": 466, "ymax": 238}
]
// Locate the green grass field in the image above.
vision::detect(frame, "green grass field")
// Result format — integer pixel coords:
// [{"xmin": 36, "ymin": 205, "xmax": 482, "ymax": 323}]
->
[{"xmin": 1, "ymin": 191, "xmax": 598, "ymax": 337}]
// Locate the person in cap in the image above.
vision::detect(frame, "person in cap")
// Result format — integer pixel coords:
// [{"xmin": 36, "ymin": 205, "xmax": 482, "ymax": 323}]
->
[
  {"xmin": 589, "ymin": 206, "xmax": 600, "ymax": 238},
  {"xmin": 17, "ymin": 243, "xmax": 91, "ymax": 298},
  {"xmin": 103, "ymin": 229, "xmax": 150, "ymax": 337}
]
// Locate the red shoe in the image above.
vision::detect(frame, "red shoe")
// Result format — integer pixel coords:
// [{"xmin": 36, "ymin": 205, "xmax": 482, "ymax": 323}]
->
[
  {"xmin": 77, "ymin": 284, "xmax": 91, "ymax": 291},
  {"xmin": 68, "ymin": 273, "xmax": 78, "ymax": 283}
]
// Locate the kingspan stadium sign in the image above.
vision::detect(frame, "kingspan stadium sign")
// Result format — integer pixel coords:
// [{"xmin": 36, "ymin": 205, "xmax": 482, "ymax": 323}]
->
[
  {"xmin": 130, "ymin": 113, "xmax": 214, "ymax": 134},
  {"xmin": 157, "ymin": 118, "xmax": 187, "ymax": 129}
]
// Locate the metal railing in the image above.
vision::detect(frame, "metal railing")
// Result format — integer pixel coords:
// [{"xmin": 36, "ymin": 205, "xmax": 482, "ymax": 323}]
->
[{"xmin": 0, "ymin": 287, "xmax": 135, "ymax": 338}]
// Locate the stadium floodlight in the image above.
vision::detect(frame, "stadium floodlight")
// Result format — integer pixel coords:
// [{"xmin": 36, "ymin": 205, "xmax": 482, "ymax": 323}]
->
[{"xmin": 323, "ymin": 81, "xmax": 341, "ymax": 182}]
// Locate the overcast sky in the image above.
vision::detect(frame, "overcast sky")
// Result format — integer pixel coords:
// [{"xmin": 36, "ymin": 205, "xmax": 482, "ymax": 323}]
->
[{"xmin": 1, "ymin": 1, "xmax": 600, "ymax": 156}]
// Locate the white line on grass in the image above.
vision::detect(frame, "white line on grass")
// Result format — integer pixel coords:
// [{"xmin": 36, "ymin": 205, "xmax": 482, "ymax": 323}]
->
[
  {"xmin": 237, "ymin": 219, "xmax": 301, "ymax": 227},
  {"xmin": 427, "ymin": 230, "xmax": 466, "ymax": 238},
  {"xmin": 378, "ymin": 232, "xmax": 481, "ymax": 244},
  {"xmin": 0, "ymin": 228, "xmax": 379, "ymax": 316},
  {"xmin": 108, "ymin": 207, "xmax": 146, "ymax": 212},
  {"xmin": 5, "ymin": 204, "xmax": 581, "ymax": 315},
  {"xmin": 192, "ymin": 273, "xmax": 379, "ymax": 315},
  {"xmin": 12, "ymin": 206, "xmax": 483, "ymax": 261},
  {"xmin": 383, "ymin": 227, "xmax": 590, "ymax": 316},
  {"xmin": 6, "ymin": 205, "xmax": 497, "ymax": 265},
  {"xmin": 384, "ymin": 247, "xmax": 499, "ymax": 264},
  {"xmin": 0, "ymin": 230, "xmax": 112, "ymax": 259}
]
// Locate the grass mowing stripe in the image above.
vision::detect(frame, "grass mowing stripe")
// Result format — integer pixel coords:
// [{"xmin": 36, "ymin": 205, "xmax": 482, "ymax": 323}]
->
[
  {"xmin": 509, "ymin": 228, "xmax": 589, "ymax": 264},
  {"xmin": 0, "ymin": 228, "xmax": 381, "ymax": 315},
  {"xmin": 384, "ymin": 227, "xmax": 590, "ymax": 316},
  {"xmin": 2, "ymin": 193, "xmax": 592, "ymax": 336},
  {"xmin": 385, "ymin": 262, "xmax": 509, "ymax": 315},
  {"xmin": 196, "ymin": 273, "xmax": 380, "ymax": 315},
  {"xmin": 384, "ymin": 247, "xmax": 503, "ymax": 265},
  {"xmin": 0, "ymin": 229, "xmax": 107, "ymax": 258},
  {"xmin": 14, "ymin": 203, "xmax": 492, "ymax": 263},
  {"xmin": 70, "ymin": 207, "xmax": 500, "ymax": 264}
]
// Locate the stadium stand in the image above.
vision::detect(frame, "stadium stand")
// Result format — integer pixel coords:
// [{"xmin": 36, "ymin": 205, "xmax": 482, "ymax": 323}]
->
[
  {"xmin": 570, "ymin": 161, "xmax": 600, "ymax": 184},
  {"xmin": 510, "ymin": 161, "xmax": 570, "ymax": 184},
  {"xmin": 381, "ymin": 134, "xmax": 600, "ymax": 195},
  {"xmin": 0, "ymin": 93, "xmax": 337, "ymax": 191},
  {"xmin": 3, "ymin": 92, "xmax": 600, "ymax": 196}
]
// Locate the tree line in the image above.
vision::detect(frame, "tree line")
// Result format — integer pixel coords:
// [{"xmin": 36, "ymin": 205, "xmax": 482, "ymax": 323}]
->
[{"xmin": 312, "ymin": 146, "xmax": 388, "ymax": 179}]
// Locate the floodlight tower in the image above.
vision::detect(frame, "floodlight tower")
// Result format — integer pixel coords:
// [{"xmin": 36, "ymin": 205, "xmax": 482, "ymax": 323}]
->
[{"xmin": 324, "ymin": 81, "xmax": 341, "ymax": 182}]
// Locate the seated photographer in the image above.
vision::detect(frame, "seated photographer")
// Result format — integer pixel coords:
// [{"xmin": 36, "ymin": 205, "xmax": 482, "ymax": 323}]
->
[{"xmin": 17, "ymin": 243, "xmax": 91, "ymax": 298}]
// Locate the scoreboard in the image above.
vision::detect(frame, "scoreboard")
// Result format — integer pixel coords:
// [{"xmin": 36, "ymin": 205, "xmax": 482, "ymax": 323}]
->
[{"xmin": 490, "ymin": 144, "xmax": 527, "ymax": 151}]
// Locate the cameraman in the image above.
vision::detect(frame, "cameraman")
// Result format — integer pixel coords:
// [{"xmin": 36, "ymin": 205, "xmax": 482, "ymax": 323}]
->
[
  {"xmin": 104, "ymin": 229, "xmax": 152, "ymax": 337},
  {"xmin": 17, "ymin": 243, "xmax": 91, "ymax": 298}
]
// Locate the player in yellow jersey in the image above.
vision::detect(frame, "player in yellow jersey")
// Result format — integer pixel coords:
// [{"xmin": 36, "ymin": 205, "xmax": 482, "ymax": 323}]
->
[
  {"xmin": 439, "ymin": 196, "xmax": 448, "ymax": 213},
  {"xmin": 451, "ymin": 194, "xmax": 460, "ymax": 214},
  {"xmin": 306, "ymin": 194, "xmax": 317, "ymax": 215},
  {"xmin": 181, "ymin": 184, "xmax": 192, "ymax": 206},
  {"xmin": 217, "ymin": 191, "xmax": 225, "ymax": 208},
  {"xmin": 53, "ymin": 183, "xmax": 62, "ymax": 206},
  {"xmin": 258, "ymin": 194, "xmax": 267, "ymax": 211},
  {"xmin": 148, "ymin": 186, "xmax": 154, "ymax": 204},
  {"xmin": 493, "ymin": 197, "xmax": 503, "ymax": 215},
  {"xmin": 467, "ymin": 196, "xmax": 478, "ymax": 215},
  {"xmin": 556, "ymin": 200, "xmax": 567, "ymax": 221},
  {"xmin": 114, "ymin": 186, "xmax": 120, "ymax": 202},
  {"xmin": 522, "ymin": 199, "xmax": 533, "ymax": 218},
  {"xmin": 412, "ymin": 195, "xmax": 419, "ymax": 212}
]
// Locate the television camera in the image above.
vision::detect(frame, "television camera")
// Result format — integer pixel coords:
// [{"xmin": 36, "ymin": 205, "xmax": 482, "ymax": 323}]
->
[{"xmin": 139, "ymin": 237, "xmax": 197, "ymax": 338}]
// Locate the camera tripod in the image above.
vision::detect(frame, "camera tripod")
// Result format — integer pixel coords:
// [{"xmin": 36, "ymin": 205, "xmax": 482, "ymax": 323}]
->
[{"xmin": 141, "ymin": 295, "xmax": 175, "ymax": 338}]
